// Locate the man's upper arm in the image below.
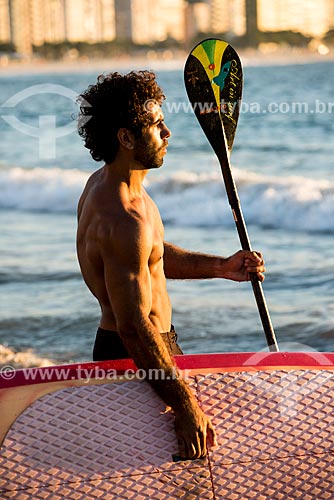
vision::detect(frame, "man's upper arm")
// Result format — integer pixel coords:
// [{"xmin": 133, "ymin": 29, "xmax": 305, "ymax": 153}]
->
[
  {"xmin": 100, "ymin": 218, "xmax": 152, "ymax": 330},
  {"xmin": 163, "ymin": 241, "xmax": 187, "ymax": 279}
]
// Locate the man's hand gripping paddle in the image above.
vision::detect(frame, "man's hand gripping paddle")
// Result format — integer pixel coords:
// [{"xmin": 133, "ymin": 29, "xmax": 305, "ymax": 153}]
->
[{"xmin": 184, "ymin": 38, "xmax": 279, "ymax": 352}]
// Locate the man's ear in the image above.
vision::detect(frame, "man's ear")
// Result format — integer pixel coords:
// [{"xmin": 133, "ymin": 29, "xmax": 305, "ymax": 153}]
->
[{"xmin": 117, "ymin": 128, "xmax": 135, "ymax": 150}]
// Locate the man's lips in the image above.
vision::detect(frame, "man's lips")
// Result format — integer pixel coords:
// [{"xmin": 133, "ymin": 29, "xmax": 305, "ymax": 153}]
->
[{"xmin": 161, "ymin": 142, "xmax": 168, "ymax": 153}]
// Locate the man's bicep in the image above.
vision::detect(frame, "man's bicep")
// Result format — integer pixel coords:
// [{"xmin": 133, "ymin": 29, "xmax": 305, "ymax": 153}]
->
[
  {"xmin": 102, "ymin": 226, "xmax": 152, "ymax": 328},
  {"xmin": 105, "ymin": 262, "xmax": 152, "ymax": 325}
]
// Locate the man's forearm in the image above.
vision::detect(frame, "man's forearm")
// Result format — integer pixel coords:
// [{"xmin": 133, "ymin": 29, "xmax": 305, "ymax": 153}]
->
[
  {"xmin": 163, "ymin": 242, "xmax": 226, "ymax": 279},
  {"xmin": 118, "ymin": 319, "xmax": 198, "ymax": 414}
]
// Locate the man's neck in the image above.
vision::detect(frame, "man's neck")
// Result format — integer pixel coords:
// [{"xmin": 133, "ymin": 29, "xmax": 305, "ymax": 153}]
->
[{"xmin": 104, "ymin": 159, "xmax": 148, "ymax": 201}]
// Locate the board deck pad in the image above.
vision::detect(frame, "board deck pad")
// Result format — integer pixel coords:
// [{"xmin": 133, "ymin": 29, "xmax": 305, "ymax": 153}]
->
[{"xmin": 1, "ymin": 354, "xmax": 334, "ymax": 499}]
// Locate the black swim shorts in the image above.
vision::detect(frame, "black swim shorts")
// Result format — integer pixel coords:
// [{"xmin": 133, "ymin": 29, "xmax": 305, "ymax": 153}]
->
[{"xmin": 93, "ymin": 325, "xmax": 183, "ymax": 361}]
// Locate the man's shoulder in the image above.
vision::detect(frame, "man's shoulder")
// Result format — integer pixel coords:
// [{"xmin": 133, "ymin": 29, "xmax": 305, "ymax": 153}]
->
[
  {"xmin": 79, "ymin": 171, "xmax": 151, "ymax": 248},
  {"xmin": 82, "ymin": 190, "xmax": 146, "ymax": 236},
  {"xmin": 78, "ymin": 168, "xmax": 103, "ymax": 212}
]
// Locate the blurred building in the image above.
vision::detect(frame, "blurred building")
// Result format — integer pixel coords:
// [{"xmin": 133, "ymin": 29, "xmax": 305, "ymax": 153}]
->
[
  {"xmin": 64, "ymin": 0, "xmax": 115, "ymax": 43},
  {"xmin": 1, "ymin": 0, "xmax": 333, "ymax": 56},
  {"xmin": 185, "ymin": 0, "xmax": 210, "ymax": 42},
  {"xmin": 0, "ymin": 0, "xmax": 11, "ymax": 43},
  {"xmin": 257, "ymin": 0, "xmax": 334, "ymax": 37},
  {"xmin": 115, "ymin": 0, "xmax": 184, "ymax": 44},
  {"xmin": 192, "ymin": 0, "xmax": 334, "ymax": 39},
  {"xmin": 4, "ymin": 0, "xmax": 116, "ymax": 55},
  {"xmin": 8, "ymin": 0, "xmax": 33, "ymax": 54},
  {"xmin": 159, "ymin": 0, "xmax": 185, "ymax": 42},
  {"xmin": 209, "ymin": 0, "xmax": 246, "ymax": 36},
  {"xmin": 7, "ymin": 0, "xmax": 65, "ymax": 54},
  {"xmin": 33, "ymin": 0, "xmax": 65, "ymax": 46},
  {"xmin": 245, "ymin": 0, "xmax": 257, "ymax": 36}
]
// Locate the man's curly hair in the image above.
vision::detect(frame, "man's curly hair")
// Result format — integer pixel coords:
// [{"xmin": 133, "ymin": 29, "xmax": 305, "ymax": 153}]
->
[{"xmin": 77, "ymin": 70, "xmax": 165, "ymax": 163}]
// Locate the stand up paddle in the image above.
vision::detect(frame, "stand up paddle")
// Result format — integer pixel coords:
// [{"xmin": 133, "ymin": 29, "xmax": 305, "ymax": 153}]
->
[{"xmin": 184, "ymin": 38, "xmax": 279, "ymax": 352}]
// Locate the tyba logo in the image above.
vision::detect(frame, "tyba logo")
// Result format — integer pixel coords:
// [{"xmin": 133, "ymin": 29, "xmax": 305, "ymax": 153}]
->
[{"xmin": 1, "ymin": 84, "xmax": 91, "ymax": 160}]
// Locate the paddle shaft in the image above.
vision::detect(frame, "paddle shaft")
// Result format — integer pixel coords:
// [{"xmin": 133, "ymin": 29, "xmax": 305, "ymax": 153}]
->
[
  {"xmin": 219, "ymin": 130, "xmax": 279, "ymax": 352},
  {"xmin": 184, "ymin": 39, "xmax": 279, "ymax": 351}
]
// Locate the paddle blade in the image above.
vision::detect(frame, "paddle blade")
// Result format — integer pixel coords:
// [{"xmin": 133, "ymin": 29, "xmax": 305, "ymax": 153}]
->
[{"xmin": 184, "ymin": 39, "xmax": 243, "ymax": 157}]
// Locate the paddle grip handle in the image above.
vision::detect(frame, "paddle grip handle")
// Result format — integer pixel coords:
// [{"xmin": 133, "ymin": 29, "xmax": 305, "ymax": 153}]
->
[{"xmin": 219, "ymin": 159, "xmax": 279, "ymax": 352}]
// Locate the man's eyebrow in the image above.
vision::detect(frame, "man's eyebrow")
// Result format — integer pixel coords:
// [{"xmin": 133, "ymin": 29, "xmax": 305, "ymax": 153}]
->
[{"xmin": 151, "ymin": 115, "xmax": 164, "ymax": 125}]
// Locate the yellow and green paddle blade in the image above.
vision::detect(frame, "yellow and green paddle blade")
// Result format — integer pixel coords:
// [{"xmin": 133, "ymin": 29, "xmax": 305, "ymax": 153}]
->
[{"xmin": 184, "ymin": 38, "xmax": 243, "ymax": 155}]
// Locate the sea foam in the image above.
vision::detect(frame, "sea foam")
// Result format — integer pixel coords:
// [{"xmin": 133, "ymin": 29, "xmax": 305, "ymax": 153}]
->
[{"xmin": 0, "ymin": 166, "xmax": 332, "ymax": 233}]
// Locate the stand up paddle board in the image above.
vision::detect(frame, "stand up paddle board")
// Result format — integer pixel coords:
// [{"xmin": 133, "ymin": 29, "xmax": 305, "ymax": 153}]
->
[{"xmin": 1, "ymin": 353, "xmax": 334, "ymax": 499}]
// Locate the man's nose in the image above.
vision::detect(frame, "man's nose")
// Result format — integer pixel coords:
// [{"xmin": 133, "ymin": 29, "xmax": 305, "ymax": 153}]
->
[{"xmin": 162, "ymin": 123, "xmax": 171, "ymax": 139}]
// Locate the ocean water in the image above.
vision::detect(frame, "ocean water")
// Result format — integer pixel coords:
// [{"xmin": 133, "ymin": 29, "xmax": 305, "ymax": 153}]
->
[{"xmin": 0, "ymin": 58, "xmax": 333, "ymax": 367}]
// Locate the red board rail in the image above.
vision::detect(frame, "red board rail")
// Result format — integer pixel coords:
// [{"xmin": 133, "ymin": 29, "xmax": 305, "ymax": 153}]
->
[{"xmin": 1, "ymin": 352, "xmax": 334, "ymax": 389}]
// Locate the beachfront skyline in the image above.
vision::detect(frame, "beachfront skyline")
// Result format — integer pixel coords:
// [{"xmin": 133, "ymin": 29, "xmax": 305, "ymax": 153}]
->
[{"xmin": 0, "ymin": 0, "xmax": 333, "ymax": 56}]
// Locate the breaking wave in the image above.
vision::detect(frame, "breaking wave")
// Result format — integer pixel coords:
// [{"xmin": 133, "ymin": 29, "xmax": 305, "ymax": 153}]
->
[{"xmin": 0, "ymin": 165, "xmax": 332, "ymax": 233}]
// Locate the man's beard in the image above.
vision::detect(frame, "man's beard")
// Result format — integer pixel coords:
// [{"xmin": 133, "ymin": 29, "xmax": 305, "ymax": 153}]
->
[{"xmin": 134, "ymin": 136, "xmax": 165, "ymax": 170}]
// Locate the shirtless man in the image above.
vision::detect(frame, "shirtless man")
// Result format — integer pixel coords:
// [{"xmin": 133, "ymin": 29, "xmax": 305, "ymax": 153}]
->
[{"xmin": 76, "ymin": 71, "xmax": 266, "ymax": 460}]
